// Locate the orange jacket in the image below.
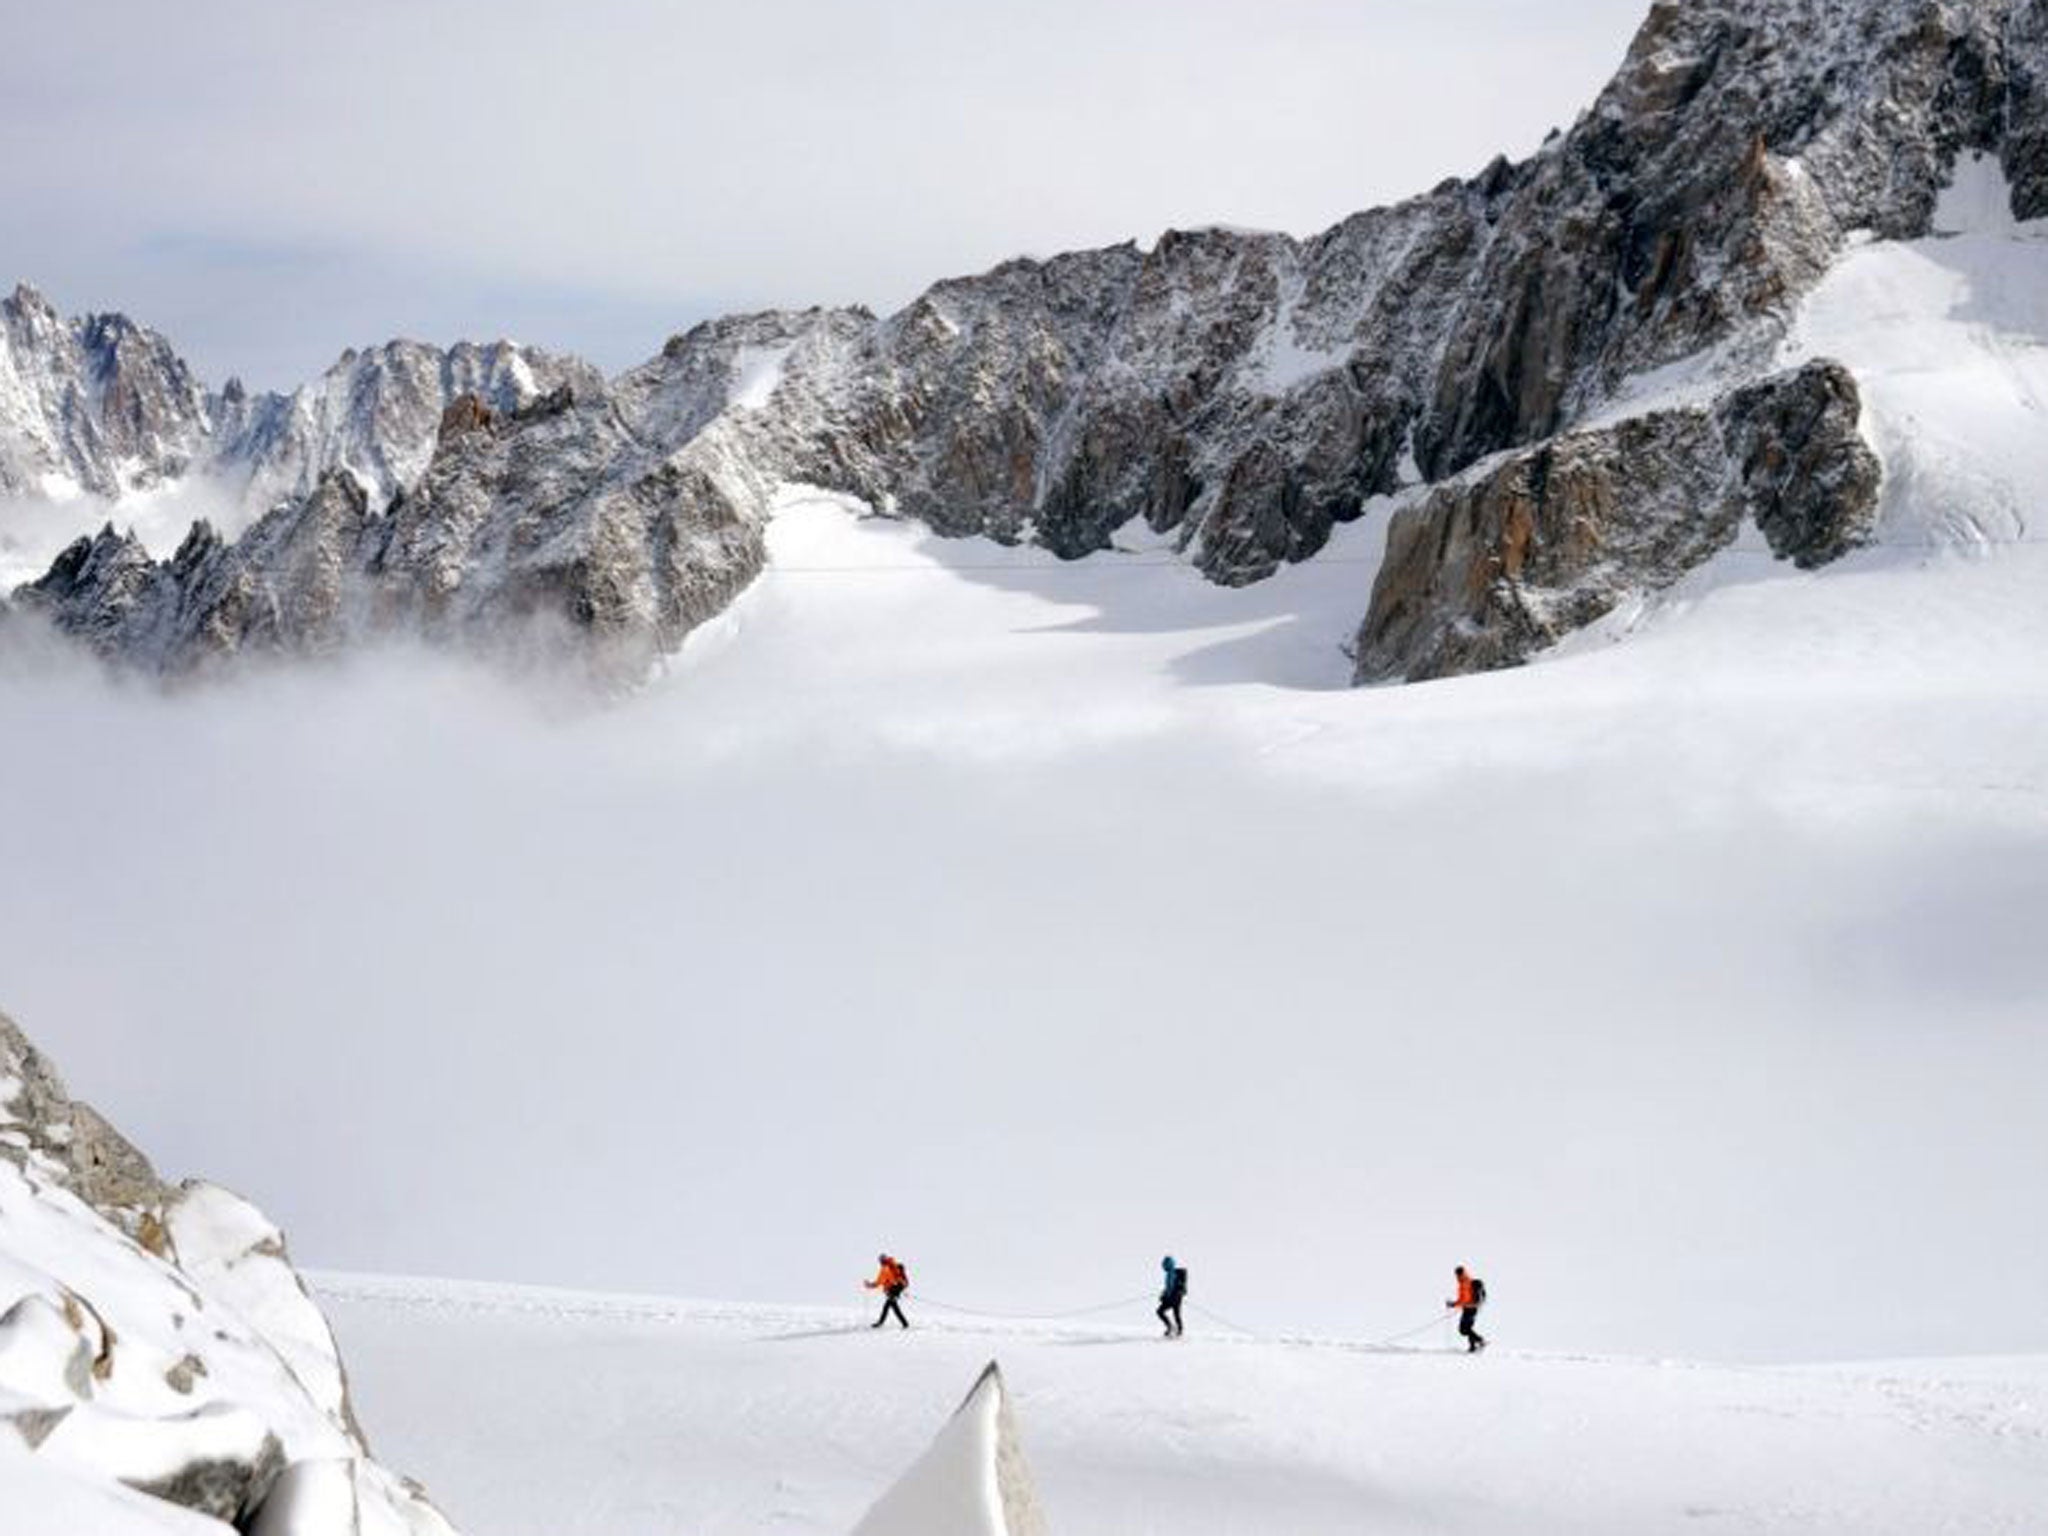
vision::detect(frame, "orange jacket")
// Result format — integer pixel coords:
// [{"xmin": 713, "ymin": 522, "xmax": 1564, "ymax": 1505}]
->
[
  {"xmin": 867, "ymin": 1259, "xmax": 907, "ymax": 1292},
  {"xmin": 1454, "ymin": 1273, "xmax": 1476, "ymax": 1309}
]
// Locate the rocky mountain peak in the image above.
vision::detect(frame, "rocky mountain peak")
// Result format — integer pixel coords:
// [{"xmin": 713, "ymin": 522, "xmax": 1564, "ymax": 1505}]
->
[
  {"xmin": 7, "ymin": 0, "xmax": 2046, "ymax": 685},
  {"xmin": 5, "ymin": 280, "xmax": 57, "ymax": 321}
]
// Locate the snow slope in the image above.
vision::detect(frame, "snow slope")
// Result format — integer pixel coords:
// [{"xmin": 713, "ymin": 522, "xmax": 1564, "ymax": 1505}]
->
[
  {"xmin": 2, "ymin": 477, "xmax": 2044, "ymax": 1369},
  {"xmin": 4, "ymin": 154, "xmax": 2048, "ymax": 1383},
  {"xmin": 1548, "ymin": 152, "xmax": 2048, "ymax": 655},
  {"xmin": 315, "ymin": 1276, "xmax": 2048, "ymax": 1536},
  {"xmin": 1787, "ymin": 154, "xmax": 2048, "ymax": 551}
]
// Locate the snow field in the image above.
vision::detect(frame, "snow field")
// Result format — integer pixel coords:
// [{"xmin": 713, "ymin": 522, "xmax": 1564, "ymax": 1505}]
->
[
  {"xmin": 2, "ymin": 479, "xmax": 2044, "ymax": 1372},
  {"xmin": 1, "ymin": 156, "xmax": 2045, "ymax": 1427},
  {"xmin": 317, "ymin": 1276, "xmax": 2048, "ymax": 1536}
]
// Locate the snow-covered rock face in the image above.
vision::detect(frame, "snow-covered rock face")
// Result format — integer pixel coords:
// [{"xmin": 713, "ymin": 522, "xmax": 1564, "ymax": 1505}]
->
[
  {"xmin": 735, "ymin": 0, "xmax": 2040, "ymax": 566},
  {"xmin": 1354, "ymin": 360, "xmax": 1882, "ymax": 682},
  {"xmin": 0, "ymin": 284, "xmax": 213, "ymax": 502},
  {"xmin": 0, "ymin": 292, "xmax": 592, "ymax": 538},
  {"xmin": 215, "ymin": 340, "xmax": 604, "ymax": 517},
  {"xmin": 6, "ymin": 0, "xmax": 2048, "ymax": 683},
  {"xmin": 852, "ymin": 1363, "xmax": 1047, "ymax": 1536},
  {"xmin": 14, "ymin": 382, "xmax": 770, "ymax": 681},
  {"xmin": 0, "ymin": 1010, "xmax": 458, "ymax": 1535}
]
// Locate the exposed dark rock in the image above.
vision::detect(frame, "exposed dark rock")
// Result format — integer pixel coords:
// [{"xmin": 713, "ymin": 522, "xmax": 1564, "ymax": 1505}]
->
[
  {"xmin": 1722, "ymin": 361, "xmax": 1883, "ymax": 567},
  {"xmin": 4, "ymin": 1404, "xmax": 72, "ymax": 1450},
  {"xmin": 127, "ymin": 1431, "xmax": 284, "ymax": 1526},
  {"xmin": 437, "ymin": 394, "xmax": 497, "ymax": 442},
  {"xmin": 1354, "ymin": 361, "xmax": 1881, "ymax": 682},
  {"xmin": 0, "ymin": 1010, "xmax": 168, "ymax": 1220}
]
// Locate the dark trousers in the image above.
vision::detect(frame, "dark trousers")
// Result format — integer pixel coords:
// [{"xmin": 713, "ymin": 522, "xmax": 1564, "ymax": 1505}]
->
[
  {"xmin": 1458, "ymin": 1307, "xmax": 1485, "ymax": 1351},
  {"xmin": 1158, "ymin": 1296, "xmax": 1183, "ymax": 1335},
  {"xmin": 874, "ymin": 1286, "xmax": 908, "ymax": 1329}
]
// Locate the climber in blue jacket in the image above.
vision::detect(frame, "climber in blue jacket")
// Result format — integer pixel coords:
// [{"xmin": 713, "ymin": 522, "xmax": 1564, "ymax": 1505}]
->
[{"xmin": 1156, "ymin": 1256, "xmax": 1187, "ymax": 1338}]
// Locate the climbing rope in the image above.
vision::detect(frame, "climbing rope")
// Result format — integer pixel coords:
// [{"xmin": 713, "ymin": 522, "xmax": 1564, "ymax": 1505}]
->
[
  {"xmin": 1185, "ymin": 1300, "xmax": 1262, "ymax": 1338},
  {"xmin": 858, "ymin": 1286, "xmax": 1468, "ymax": 1351},
  {"xmin": 1188, "ymin": 1301, "xmax": 1457, "ymax": 1350},
  {"xmin": 1371, "ymin": 1311, "xmax": 1457, "ymax": 1348},
  {"xmin": 907, "ymin": 1291, "xmax": 1155, "ymax": 1324}
]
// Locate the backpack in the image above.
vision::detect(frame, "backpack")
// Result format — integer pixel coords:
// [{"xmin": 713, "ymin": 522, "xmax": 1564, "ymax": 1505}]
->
[
  {"xmin": 896, "ymin": 1262, "xmax": 910, "ymax": 1289},
  {"xmin": 1470, "ymin": 1276, "xmax": 1487, "ymax": 1308},
  {"xmin": 1170, "ymin": 1265, "xmax": 1189, "ymax": 1299}
]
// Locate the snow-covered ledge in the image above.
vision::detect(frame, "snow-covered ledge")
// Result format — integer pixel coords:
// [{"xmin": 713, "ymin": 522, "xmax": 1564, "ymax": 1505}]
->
[{"xmin": 0, "ymin": 1009, "xmax": 458, "ymax": 1535}]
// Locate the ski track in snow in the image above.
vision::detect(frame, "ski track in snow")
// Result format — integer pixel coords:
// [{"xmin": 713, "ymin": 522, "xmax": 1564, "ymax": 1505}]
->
[{"xmin": 313, "ymin": 1275, "xmax": 2048, "ymax": 1536}]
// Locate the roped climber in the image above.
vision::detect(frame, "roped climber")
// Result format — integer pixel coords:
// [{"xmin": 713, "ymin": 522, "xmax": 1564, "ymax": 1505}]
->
[
  {"xmin": 1157, "ymin": 1255, "xmax": 1188, "ymax": 1338},
  {"xmin": 1447, "ymin": 1264, "xmax": 1487, "ymax": 1353},
  {"xmin": 866, "ymin": 1253, "xmax": 910, "ymax": 1330}
]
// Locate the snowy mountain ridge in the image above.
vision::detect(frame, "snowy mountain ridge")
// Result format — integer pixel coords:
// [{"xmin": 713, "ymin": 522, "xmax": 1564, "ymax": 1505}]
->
[
  {"xmin": 0, "ymin": 283, "xmax": 212, "ymax": 503},
  {"xmin": 0, "ymin": 281, "xmax": 593, "ymax": 532},
  {"xmin": 4, "ymin": 0, "xmax": 2046, "ymax": 683}
]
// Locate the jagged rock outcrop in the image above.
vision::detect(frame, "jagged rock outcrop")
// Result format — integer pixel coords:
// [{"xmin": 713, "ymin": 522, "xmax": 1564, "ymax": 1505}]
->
[
  {"xmin": 703, "ymin": 0, "xmax": 2038, "ymax": 589},
  {"xmin": 0, "ymin": 283, "xmax": 213, "ymax": 500},
  {"xmin": 10, "ymin": 523, "xmax": 168, "ymax": 663},
  {"xmin": 17, "ymin": 384, "xmax": 768, "ymax": 680},
  {"xmin": 0, "ymin": 287, "xmax": 593, "ymax": 517},
  {"xmin": 364, "ymin": 382, "xmax": 768, "ymax": 678},
  {"xmin": 213, "ymin": 339, "xmax": 604, "ymax": 514},
  {"xmin": 1353, "ymin": 361, "xmax": 1881, "ymax": 682},
  {"xmin": 12, "ymin": 472, "xmax": 375, "ymax": 668},
  {"xmin": 6, "ymin": 0, "xmax": 2046, "ymax": 683},
  {"xmin": 0, "ymin": 1014, "xmax": 166, "ymax": 1219},
  {"xmin": 0, "ymin": 1010, "xmax": 457, "ymax": 1534},
  {"xmin": 1722, "ymin": 361, "xmax": 1886, "ymax": 568}
]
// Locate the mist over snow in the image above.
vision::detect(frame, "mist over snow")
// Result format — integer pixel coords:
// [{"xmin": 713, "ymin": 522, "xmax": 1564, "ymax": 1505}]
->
[{"xmin": 2, "ymin": 494, "xmax": 2042, "ymax": 1367}]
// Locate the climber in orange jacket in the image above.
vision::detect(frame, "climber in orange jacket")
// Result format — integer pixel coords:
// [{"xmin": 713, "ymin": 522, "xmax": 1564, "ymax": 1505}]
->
[
  {"xmin": 866, "ymin": 1253, "xmax": 910, "ymax": 1330},
  {"xmin": 1446, "ymin": 1265, "xmax": 1487, "ymax": 1354}
]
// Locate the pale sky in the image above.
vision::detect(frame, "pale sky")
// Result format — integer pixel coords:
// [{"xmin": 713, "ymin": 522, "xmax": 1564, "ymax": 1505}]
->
[{"xmin": 2, "ymin": 0, "xmax": 1650, "ymax": 388}]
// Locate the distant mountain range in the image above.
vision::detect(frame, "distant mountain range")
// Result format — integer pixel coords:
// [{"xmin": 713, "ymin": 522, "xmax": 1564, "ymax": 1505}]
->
[{"xmin": 2, "ymin": 0, "xmax": 2043, "ymax": 684}]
